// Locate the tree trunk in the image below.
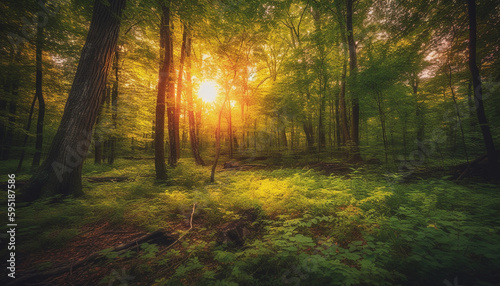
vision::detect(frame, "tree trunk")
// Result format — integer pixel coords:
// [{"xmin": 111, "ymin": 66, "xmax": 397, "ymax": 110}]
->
[
  {"xmin": 1, "ymin": 50, "xmax": 20, "ymax": 160},
  {"xmin": 346, "ymin": 0, "xmax": 361, "ymax": 161},
  {"xmin": 32, "ymin": 1, "xmax": 46, "ymax": 168},
  {"xmin": 108, "ymin": 49, "xmax": 119, "ymax": 165},
  {"xmin": 328, "ymin": 97, "xmax": 332, "ymax": 153},
  {"xmin": 402, "ymin": 117, "xmax": 408, "ymax": 159},
  {"xmin": 280, "ymin": 126, "xmax": 287, "ymax": 149},
  {"xmin": 303, "ymin": 121, "xmax": 314, "ymax": 151},
  {"xmin": 211, "ymin": 92, "xmax": 229, "ymax": 183},
  {"xmin": 447, "ymin": 62, "xmax": 469, "ymax": 162},
  {"xmin": 339, "ymin": 62, "xmax": 350, "ymax": 146},
  {"xmin": 335, "ymin": 3, "xmax": 350, "ymax": 151},
  {"xmin": 412, "ymin": 75, "xmax": 425, "ymax": 145},
  {"xmin": 102, "ymin": 87, "xmax": 111, "ymax": 162},
  {"xmin": 228, "ymin": 99, "xmax": 233, "ymax": 158},
  {"xmin": 375, "ymin": 92, "xmax": 388, "ymax": 164},
  {"xmin": 467, "ymin": 80, "xmax": 476, "ymax": 129},
  {"xmin": 175, "ymin": 23, "xmax": 187, "ymax": 161},
  {"xmin": 313, "ymin": 9, "xmax": 326, "ymax": 153},
  {"xmin": 196, "ymin": 108, "xmax": 202, "ymax": 147},
  {"xmin": 241, "ymin": 102, "xmax": 246, "ymax": 151},
  {"xmin": 155, "ymin": 3, "xmax": 169, "ymax": 179},
  {"xmin": 16, "ymin": 93, "xmax": 37, "ymax": 172},
  {"xmin": 211, "ymin": 72, "xmax": 236, "ymax": 182},
  {"xmin": 254, "ymin": 118, "xmax": 257, "ymax": 150},
  {"xmin": 1, "ymin": 75, "xmax": 19, "ymax": 160},
  {"xmin": 467, "ymin": 0, "xmax": 497, "ymax": 166},
  {"xmin": 318, "ymin": 71, "xmax": 327, "ymax": 154},
  {"xmin": 185, "ymin": 27, "xmax": 205, "ymax": 165},
  {"xmin": 165, "ymin": 4, "xmax": 177, "ymax": 167},
  {"xmin": 334, "ymin": 85, "xmax": 341, "ymax": 151},
  {"xmin": 318, "ymin": 89, "xmax": 326, "ymax": 151},
  {"xmin": 22, "ymin": 0, "xmax": 126, "ymax": 201},
  {"xmin": 94, "ymin": 90, "xmax": 107, "ymax": 165}
]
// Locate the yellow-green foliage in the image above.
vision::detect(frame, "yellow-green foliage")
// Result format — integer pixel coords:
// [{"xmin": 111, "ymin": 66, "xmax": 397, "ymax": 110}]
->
[{"xmin": 5, "ymin": 159, "xmax": 500, "ymax": 286}]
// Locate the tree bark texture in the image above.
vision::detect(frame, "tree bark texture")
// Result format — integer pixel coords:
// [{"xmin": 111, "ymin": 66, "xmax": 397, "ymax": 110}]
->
[
  {"xmin": 155, "ymin": 3, "xmax": 169, "ymax": 179},
  {"xmin": 22, "ymin": 0, "xmax": 126, "ymax": 200},
  {"xmin": 467, "ymin": 0, "xmax": 497, "ymax": 166},
  {"xmin": 164, "ymin": 4, "xmax": 177, "ymax": 167}
]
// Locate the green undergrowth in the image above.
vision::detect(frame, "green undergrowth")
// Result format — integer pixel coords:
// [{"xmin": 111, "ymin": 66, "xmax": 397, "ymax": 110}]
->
[{"xmin": 2, "ymin": 159, "xmax": 499, "ymax": 285}]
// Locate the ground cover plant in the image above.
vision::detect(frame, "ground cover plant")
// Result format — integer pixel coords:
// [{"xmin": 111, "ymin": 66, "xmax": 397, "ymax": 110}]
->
[{"xmin": 1, "ymin": 158, "xmax": 499, "ymax": 285}]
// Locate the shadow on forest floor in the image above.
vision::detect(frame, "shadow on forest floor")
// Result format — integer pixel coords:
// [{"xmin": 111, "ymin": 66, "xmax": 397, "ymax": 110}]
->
[{"xmin": 2, "ymin": 156, "xmax": 500, "ymax": 285}]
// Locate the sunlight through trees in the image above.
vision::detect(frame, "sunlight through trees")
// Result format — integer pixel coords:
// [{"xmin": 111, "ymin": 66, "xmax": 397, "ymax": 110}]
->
[
  {"xmin": 1, "ymin": 0, "xmax": 499, "ymax": 283},
  {"xmin": 198, "ymin": 80, "xmax": 219, "ymax": 103}
]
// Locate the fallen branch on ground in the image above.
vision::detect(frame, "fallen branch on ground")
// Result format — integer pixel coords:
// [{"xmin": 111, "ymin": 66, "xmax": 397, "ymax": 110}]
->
[
  {"xmin": 159, "ymin": 203, "xmax": 197, "ymax": 254},
  {"xmin": 6, "ymin": 230, "xmax": 175, "ymax": 286},
  {"xmin": 85, "ymin": 176, "xmax": 130, "ymax": 183}
]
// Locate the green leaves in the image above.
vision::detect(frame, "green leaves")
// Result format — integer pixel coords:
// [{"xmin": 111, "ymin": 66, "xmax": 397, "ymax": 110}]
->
[
  {"xmin": 214, "ymin": 250, "xmax": 236, "ymax": 263},
  {"xmin": 140, "ymin": 243, "xmax": 159, "ymax": 259}
]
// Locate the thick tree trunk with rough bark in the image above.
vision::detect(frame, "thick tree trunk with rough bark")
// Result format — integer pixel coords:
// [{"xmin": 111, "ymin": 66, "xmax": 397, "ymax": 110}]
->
[
  {"xmin": 155, "ymin": 3, "xmax": 169, "ymax": 179},
  {"xmin": 164, "ymin": 4, "xmax": 177, "ymax": 167},
  {"xmin": 467, "ymin": 0, "xmax": 497, "ymax": 166},
  {"xmin": 22, "ymin": 0, "xmax": 126, "ymax": 200}
]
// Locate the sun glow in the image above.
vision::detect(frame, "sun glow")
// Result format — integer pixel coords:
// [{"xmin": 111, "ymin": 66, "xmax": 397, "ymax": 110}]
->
[{"xmin": 198, "ymin": 81, "xmax": 218, "ymax": 103}]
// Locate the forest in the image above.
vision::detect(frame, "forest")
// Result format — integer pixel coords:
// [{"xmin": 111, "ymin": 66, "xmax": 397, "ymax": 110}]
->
[{"xmin": 0, "ymin": 0, "xmax": 500, "ymax": 285}]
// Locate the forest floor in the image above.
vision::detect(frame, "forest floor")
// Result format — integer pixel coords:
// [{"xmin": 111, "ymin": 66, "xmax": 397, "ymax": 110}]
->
[{"xmin": 1, "ymin": 156, "xmax": 500, "ymax": 286}]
